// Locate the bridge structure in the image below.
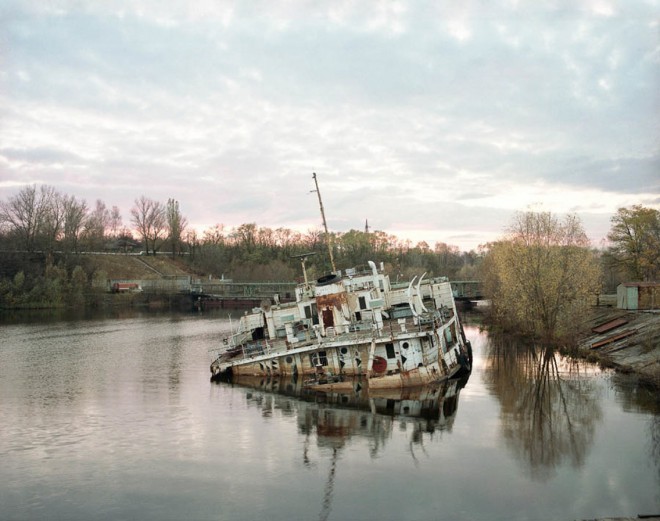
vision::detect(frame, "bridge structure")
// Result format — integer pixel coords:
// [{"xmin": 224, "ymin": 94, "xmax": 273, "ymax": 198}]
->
[
  {"xmin": 450, "ymin": 280, "xmax": 484, "ymax": 310},
  {"xmin": 190, "ymin": 281, "xmax": 298, "ymax": 309},
  {"xmin": 108, "ymin": 276, "xmax": 483, "ymax": 309},
  {"xmin": 450, "ymin": 281, "xmax": 484, "ymax": 300},
  {"xmin": 192, "ymin": 280, "xmax": 483, "ymax": 309}
]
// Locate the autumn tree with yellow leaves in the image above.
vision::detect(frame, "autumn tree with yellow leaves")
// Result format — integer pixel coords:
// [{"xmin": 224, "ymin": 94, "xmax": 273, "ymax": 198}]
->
[
  {"xmin": 482, "ymin": 211, "xmax": 601, "ymax": 343},
  {"xmin": 607, "ymin": 205, "xmax": 660, "ymax": 281}
]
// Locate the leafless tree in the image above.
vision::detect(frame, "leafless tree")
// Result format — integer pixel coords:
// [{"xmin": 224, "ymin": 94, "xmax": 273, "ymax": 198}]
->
[
  {"xmin": 40, "ymin": 187, "xmax": 66, "ymax": 252},
  {"xmin": 62, "ymin": 195, "xmax": 88, "ymax": 253},
  {"xmin": 185, "ymin": 229, "xmax": 199, "ymax": 259},
  {"xmin": 166, "ymin": 198, "xmax": 187, "ymax": 258},
  {"xmin": 202, "ymin": 224, "xmax": 225, "ymax": 245},
  {"xmin": 0, "ymin": 184, "xmax": 57, "ymax": 251},
  {"xmin": 131, "ymin": 196, "xmax": 166, "ymax": 255},
  {"xmin": 84, "ymin": 200, "xmax": 112, "ymax": 250},
  {"xmin": 109, "ymin": 206, "xmax": 123, "ymax": 238}
]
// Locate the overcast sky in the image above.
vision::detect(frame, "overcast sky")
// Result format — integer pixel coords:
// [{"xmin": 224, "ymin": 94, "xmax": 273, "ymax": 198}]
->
[{"xmin": 1, "ymin": 1, "xmax": 658, "ymax": 251}]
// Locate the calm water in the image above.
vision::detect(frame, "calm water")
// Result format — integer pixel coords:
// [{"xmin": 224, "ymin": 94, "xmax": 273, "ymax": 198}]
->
[{"xmin": 1, "ymin": 311, "xmax": 658, "ymax": 521}]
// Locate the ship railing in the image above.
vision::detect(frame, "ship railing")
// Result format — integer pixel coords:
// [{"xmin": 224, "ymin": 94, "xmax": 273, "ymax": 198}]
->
[
  {"xmin": 323, "ymin": 314, "xmax": 442, "ymax": 340},
  {"xmin": 209, "ymin": 336, "xmax": 274, "ymax": 362},
  {"xmin": 228, "ymin": 331, "xmax": 252, "ymax": 349},
  {"xmin": 209, "ymin": 331, "xmax": 250, "ymax": 359},
  {"xmin": 380, "ymin": 310, "xmax": 451, "ymax": 335}
]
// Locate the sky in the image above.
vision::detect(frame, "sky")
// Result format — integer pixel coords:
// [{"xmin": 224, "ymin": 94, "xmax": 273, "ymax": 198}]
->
[{"xmin": 1, "ymin": 1, "xmax": 658, "ymax": 252}]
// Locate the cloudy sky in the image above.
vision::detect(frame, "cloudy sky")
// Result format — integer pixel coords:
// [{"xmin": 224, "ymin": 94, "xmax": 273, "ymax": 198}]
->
[{"xmin": 1, "ymin": 1, "xmax": 658, "ymax": 251}]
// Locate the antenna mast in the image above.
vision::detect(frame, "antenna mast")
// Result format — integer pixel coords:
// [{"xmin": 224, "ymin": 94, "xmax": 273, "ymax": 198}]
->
[{"xmin": 312, "ymin": 172, "xmax": 337, "ymax": 273}]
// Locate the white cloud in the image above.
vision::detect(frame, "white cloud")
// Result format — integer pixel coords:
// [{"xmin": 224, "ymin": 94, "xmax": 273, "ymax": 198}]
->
[{"xmin": 0, "ymin": 0, "xmax": 658, "ymax": 252}]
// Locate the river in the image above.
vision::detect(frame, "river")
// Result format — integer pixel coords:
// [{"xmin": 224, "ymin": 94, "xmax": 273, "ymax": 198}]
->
[{"xmin": 1, "ymin": 311, "xmax": 658, "ymax": 521}]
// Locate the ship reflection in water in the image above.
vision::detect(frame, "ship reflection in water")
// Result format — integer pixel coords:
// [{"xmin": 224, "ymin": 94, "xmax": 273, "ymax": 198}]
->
[
  {"xmin": 214, "ymin": 375, "xmax": 469, "ymax": 521},
  {"xmin": 219, "ymin": 375, "xmax": 467, "ymax": 442}
]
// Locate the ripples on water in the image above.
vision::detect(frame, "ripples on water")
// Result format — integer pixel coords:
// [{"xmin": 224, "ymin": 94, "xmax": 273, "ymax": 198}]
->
[{"xmin": 0, "ymin": 312, "xmax": 658, "ymax": 521}]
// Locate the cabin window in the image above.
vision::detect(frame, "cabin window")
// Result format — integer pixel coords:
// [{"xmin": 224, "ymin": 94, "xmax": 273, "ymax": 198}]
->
[
  {"xmin": 402, "ymin": 342, "xmax": 409, "ymax": 349},
  {"xmin": 304, "ymin": 303, "xmax": 319, "ymax": 325},
  {"xmin": 340, "ymin": 347, "xmax": 348, "ymax": 355},
  {"xmin": 385, "ymin": 343, "xmax": 396, "ymax": 359},
  {"xmin": 358, "ymin": 296, "xmax": 367, "ymax": 310},
  {"xmin": 310, "ymin": 351, "xmax": 328, "ymax": 367}
]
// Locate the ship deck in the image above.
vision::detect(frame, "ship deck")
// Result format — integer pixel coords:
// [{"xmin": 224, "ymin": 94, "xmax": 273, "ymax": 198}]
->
[{"xmin": 213, "ymin": 312, "xmax": 456, "ymax": 369}]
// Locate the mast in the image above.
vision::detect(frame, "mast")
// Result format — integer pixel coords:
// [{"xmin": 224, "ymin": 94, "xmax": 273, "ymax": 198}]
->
[
  {"xmin": 291, "ymin": 252, "xmax": 316, "ymax": 288},
  {"xmin": 312, "ymin": 172, "xmax": 337, "ymax": 273}
]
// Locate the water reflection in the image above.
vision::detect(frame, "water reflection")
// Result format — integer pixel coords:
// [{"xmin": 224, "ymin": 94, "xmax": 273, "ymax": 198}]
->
[
  {"xmin": 216, "ymin": 375, "xmax": 468, "ymax": 520},
  {"xmin": 609, "ymin": 372, "xmax": 660, "ymax": 487},
  {"xmin": 483, "ymin": 337, "xmax": 602, "ymax": 481},
  {"xmin": 227, "ymin": 375, "xmax": 467, "ymax": 448}
]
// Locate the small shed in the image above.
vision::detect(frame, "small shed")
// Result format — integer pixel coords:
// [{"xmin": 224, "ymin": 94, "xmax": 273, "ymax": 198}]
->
[{"xmin": 617, "ymin": 282, "xmax": 659, "ymax": 310}]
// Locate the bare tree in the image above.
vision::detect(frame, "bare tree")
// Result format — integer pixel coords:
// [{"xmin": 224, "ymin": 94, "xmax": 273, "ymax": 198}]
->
[
  {"xmin": 40, "ymin": 187, "xmax": 65, "ymax": 252},
  {"xmin": 0, "ymin": 184, "xmax": 57, "ymax": 251},
  {"xmin": 84, "ymin": 200, "xmax": 112, "ymax": 251},
  {"xmin": 131, "ymin": 196, "xmax": 166, "ymax": 255},
  {"xmin": 185, "ymin": 228, "xmax": 199, "ymax": 259},
  {"xmin": 166, "ymin": 198, "xmax": 187, "ymax": 258},
  {"xmin": 62, "ymin": 195, "xmax": 88, "ymax": 253},
  {"xmin": 202, "ymin": 224, "xmax": 225, "ymax": 245},
  {"xmin": 231, "ymin": 223, "xmax": 257, "ymax": 252},
  {"xmin": 109, "ymin": 206, "xmax": 123, "ymax": 239}
]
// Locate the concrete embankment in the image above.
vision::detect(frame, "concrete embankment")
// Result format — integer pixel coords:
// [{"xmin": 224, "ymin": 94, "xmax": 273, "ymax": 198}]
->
[{"xmin": 575, "ymin": 307, "xmax": 660, "ymax": 388}]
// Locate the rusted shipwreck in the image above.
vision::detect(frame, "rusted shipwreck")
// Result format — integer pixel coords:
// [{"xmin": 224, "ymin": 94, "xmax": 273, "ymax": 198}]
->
[{"xmin": 209, "ymin": 261, "xmax": 472, "ymax": 389}]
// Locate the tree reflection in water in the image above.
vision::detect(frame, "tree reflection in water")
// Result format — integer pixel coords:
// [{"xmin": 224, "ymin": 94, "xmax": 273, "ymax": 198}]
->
[
  {"xmin": 653, "ymin": 416, "xmax": 660, "ymax": 486},
  {"xmin": 610, "ymin": 372, "xmax": 660, "ymax": 486},
  {"xmin": 483, "ymin": 336, "xmax": 602, "ymax": 481}
]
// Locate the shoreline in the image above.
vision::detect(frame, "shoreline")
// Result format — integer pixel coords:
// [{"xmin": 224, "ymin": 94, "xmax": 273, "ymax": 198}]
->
[{"xmin": 574, "ymin": 307, "xmax": 660, "ymax": 389}]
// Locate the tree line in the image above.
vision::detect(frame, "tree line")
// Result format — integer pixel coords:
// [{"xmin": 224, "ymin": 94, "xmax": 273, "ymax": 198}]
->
[
  {"xmin": 1, "ymin": 184, "xmax": 659, "ymax": 343},
  {"xmin": 0, "ymin": 184, "xmax": 481, "ymax": 282},
  {"xmin": 0, "ymin": 185, "xmax": 188, "ymax": 257}
]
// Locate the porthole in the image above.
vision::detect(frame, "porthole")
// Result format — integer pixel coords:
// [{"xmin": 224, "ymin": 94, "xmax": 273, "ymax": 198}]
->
[
  {"xmin": 402, "ymin": 342, "xmax": 409, "ymax": 349},
  {"xmin": 286, "ymin": 356, "xmax": 293, "ymax": 364}
]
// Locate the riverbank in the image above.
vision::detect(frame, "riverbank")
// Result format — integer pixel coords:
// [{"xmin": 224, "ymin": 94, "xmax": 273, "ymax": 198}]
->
[{"xmin": 574, "ymin": 307, "xmax": 660, "ymax": 389}]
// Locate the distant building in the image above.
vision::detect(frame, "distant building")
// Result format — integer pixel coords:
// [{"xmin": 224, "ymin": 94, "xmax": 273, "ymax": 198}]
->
[{"xmin": 617, "ymin": 282, "xmax": 659, "ymax": 310}]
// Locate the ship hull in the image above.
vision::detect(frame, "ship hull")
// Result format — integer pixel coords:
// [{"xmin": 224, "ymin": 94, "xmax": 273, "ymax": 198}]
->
[{"xmin": 211, "ymin": 323, "xmax": 468, "ymax": 390}]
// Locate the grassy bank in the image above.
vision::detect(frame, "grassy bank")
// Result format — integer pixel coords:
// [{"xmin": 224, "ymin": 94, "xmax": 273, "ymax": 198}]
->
[{"xmin": 0, "ymin": 252, "xmax": 198, "ymax": 311}]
